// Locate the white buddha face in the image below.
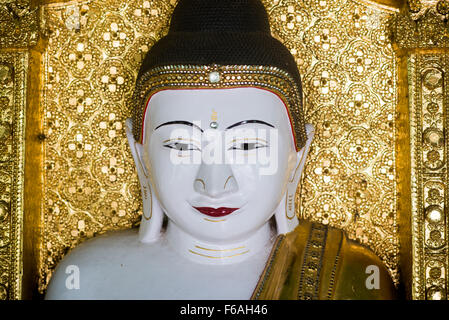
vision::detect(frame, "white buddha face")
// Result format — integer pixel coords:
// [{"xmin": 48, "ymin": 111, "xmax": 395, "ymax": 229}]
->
[{"xmin": 133, "ymin": 87, "xmax": 305, "ymax": 243}]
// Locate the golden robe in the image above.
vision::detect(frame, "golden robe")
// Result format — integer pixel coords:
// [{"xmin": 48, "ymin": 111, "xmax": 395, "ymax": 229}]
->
[{"xmin": 252, "ymin": 220, "xmax": 397, "ymax": 300}]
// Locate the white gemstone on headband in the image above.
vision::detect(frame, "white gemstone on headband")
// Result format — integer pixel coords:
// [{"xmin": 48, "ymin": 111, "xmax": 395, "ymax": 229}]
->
[
  {"xmin": 208, "ymin": 71, "xmax": 220, "ymax": 83},
  {"xmin": 210, "ymin": 121, "xmax": 218, "ymax": 129}
]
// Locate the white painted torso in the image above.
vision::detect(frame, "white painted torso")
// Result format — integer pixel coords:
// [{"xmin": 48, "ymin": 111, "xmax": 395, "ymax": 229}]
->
[{"xmin": 45, "ymin": 228, "xmax": 275, "ymax": 300}]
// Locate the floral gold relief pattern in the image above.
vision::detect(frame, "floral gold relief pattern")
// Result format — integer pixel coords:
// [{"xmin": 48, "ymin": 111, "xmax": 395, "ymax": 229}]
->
[
  {"xmin": 0, "ymin": 52, "xmax": 27, "ymax": 300},
  {"xmin": 39, "ymin": 0, "xmax": 399, "ymax": 292},
  {"xmin": 408, "ymin": 54, "xmax": 449, "ymax": 300},
  {"xmin": 0, "ymin": 0, "xmax": 38, "ymax": 48},
  {"xmin": 393, "ymin": 0, "xmax": 449, "ymax": 49},
  {"xmin": 392, "ymin": 0, "xmax": 449, "ymax": 300}
]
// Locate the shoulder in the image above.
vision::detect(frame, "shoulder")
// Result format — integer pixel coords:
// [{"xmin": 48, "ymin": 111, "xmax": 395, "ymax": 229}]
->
[
  {"xmin": 332, "ymin": 230, "xmax": 397, "ymax": 300},
  {"xmin": 45, "ymin": 228, "xmax": 161, "ymax": 299},
  {"xmin": 50, "ymin": 228, "xmax": 142, "ymax": 271},
  {"xmin": 256, "ymin": 220, "xmax": 397, "ymax": 300},
  {"xmin": 293, "ymin": 220, "xmax": 397, "ymax": 300}
]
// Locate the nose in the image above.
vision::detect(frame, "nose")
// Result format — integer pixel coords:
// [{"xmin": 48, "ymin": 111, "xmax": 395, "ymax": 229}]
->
[{"xmin": 194, "ymin": 162, "xmax": 238, "ymax": 198}]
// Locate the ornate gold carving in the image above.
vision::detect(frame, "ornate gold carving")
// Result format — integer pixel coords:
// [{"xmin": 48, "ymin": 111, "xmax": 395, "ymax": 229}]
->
[
  {"xmin": 393, "ymin": 0, "xmax": 449, "ymax": 48},
  {"xmin": 39, "ymin": 0, "xmax": 399, "ymax": 293},
  {"xmin": 0, "ymin": 0, "xmax": 39, "ymax": 48},
  {"xmin": 0, "ymin": 52, "xmax": 27, "ymax": 300},
  {"xmin": 408, "ymin": 54, "xmax": 448, "ymax": 300},
  {"xmin": 407, "ymin": 0, "xmax": 449, "ymax": 17},
  {"xmin": 297, "ymin": 222, "xmax": 328, "ymax": 300},
  {"xmin": 251, "ymin": 233, "xmax": 285, "ymax": 300},
  {"xmin": 389, "ymin": 0, "xmax": 449, "ymax": 301}
]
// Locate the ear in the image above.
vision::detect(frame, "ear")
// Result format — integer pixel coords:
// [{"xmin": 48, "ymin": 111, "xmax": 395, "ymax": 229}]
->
[
  {"xmin": 125, "ymin": 119, "xmax": 163, "ymax": 243},
  {"xmin": 275, "ymin": 124, "xmax": 315, "ymax": 235}
]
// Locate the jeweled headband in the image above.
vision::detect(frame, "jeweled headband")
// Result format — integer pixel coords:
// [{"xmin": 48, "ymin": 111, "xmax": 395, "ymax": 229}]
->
[
  {"xmin": 132, "ymin": 64, "xmax": 307, "ymax": 151},
  {"xmin": 131, "ymin": 0, "xmax": 307, "ymax": 151}
]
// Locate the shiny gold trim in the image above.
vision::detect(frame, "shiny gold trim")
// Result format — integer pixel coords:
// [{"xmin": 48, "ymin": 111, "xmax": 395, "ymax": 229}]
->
[
  {"xmin": 42, "ymin": 0, "xmax": 90, "ymax": 7},
  {"xmin": 297, "ymin": 223, "xmax": 328, "ymax": 299},
  {"xmin": 203, "ymin": 218, "xmax": 227, "ymax": 222},
  {"xmin": 407, "ymin": 53, "xmax": 449, "ymax": 300},
  {"xmin": 194, "ymin": 245, "xmax": 245, "ymax": 252},
  {"xmin": 22, "ymin": 40, "xmax": 46, "ymax": 300},
  {"xmin": 142, "ymin": 185, "xmax": 152, "ymax": 221},
  {"xmin": 223, "ymin": 176, "xmax": 233, "ymax": 189},
  {"xmin": 354, "ymin": 0, "xmax": 403, "ymax": 12},
  {"xmin": 188, "ymin": 249, "xmax": 250, "ymax": 259},
  {"xmin": 285, "ymin": 190, "xmax": 296, "ymax": 220},
  {"xmin": 251, "ymin": 234, "xmax": 285, "ymax": 300},
  {"xmin": 395, "ymin": 47, "xmax": 413, "ymax": 300},
  {"xmin": 0, "ymin": 52, "xmax": 28, "ymax": 300},
  {"xmin": 195, "ymin": 178, "xmax": 206, "ymax": 190},
  {"xmin": 408, "ymin": 54, "xmax": 424, "ymax": 300}
]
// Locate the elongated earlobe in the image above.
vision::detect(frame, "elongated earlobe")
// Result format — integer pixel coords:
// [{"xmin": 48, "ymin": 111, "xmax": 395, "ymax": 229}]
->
[
  {"xmin": 137, "ymin": 180, "xmax": 164, "ymax": 243},
  {"xmin": 125, "ymin": 119, "xmax": 163, "ymax": 243},
  {"xmin": 275, "ymin": 124, "xmax": 314, "ymax": 235}
]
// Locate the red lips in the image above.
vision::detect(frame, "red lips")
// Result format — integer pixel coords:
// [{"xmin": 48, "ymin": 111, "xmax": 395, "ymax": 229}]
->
[{"xmin": 193, "ymin": 207, "xmax": 239, "ymax": 217}]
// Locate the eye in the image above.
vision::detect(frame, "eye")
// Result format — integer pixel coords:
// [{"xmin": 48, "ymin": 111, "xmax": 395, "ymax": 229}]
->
[
  {"xmin": 163, "ymin": 141, "xmax": 201, "ymax": 151},
  {"xmin": 229, "ymin": 141, "xmax": 268, "ymax": 151}
]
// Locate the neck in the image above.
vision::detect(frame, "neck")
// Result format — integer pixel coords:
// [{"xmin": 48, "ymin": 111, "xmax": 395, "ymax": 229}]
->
[{"xmin": 164, "ymin": 221, "xmax": 274, "ymax": 265}]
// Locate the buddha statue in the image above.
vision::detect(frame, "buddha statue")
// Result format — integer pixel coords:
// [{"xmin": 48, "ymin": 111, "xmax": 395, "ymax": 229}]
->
[{"xmin": 45, "ymin": 0, "xmax": 396, "ymax": 300}]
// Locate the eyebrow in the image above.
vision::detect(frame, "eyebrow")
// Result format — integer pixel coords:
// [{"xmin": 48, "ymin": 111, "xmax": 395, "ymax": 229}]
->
[
  {"xmin": 154, "ymin": 121, "xmax": 204, "ymax": 132},
  {"xmin": 226, "ymin": 120, "xmax": 275, "ymax": 130}
]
